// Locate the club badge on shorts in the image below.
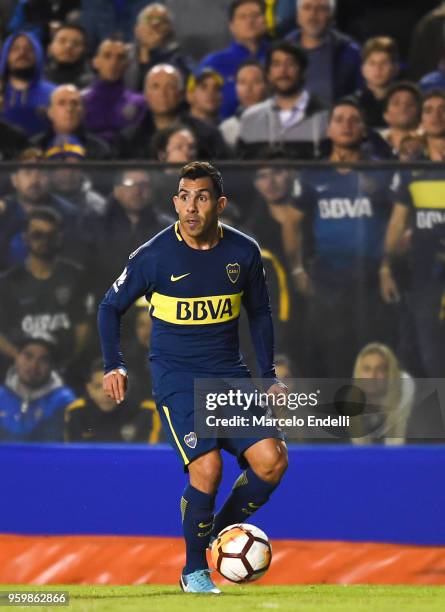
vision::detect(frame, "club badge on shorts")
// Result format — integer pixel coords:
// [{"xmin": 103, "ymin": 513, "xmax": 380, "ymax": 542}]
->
[
  {"xmin": 184, "ymin": 432, "xmax": 197, "ymax": 448},
  {"xmin": 226, "ymin": 263, "xmax": 240, "ymax": 284}
]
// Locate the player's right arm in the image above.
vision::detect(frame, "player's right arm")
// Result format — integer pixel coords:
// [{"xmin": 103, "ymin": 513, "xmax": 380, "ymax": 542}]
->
[{"xmin": 97, "ymin": 248, "xmax": 154, "ymax": 403}]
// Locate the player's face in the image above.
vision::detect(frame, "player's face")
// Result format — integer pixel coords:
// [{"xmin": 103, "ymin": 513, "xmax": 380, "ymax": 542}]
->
[
  {"xmin": 49, "ymin": 28, "xmax": 86, "ymax": 64},
  {"xmin": 236, "ymin": 65, "xmax": 267, "ymax": 108},
  {"xmin": 355, "ymin": 352, "xmax": 389, "ymax": 399},
  {"xmin": 327, "ymin": 105, "xmax": 365, "ymax": 147},
  {"xmin": 268, "ymin": 51, "xmax": 303, "ymax": 96},
  {"xmin": 164, "ymin": 129, "xmax": 197, "ymax": 163},
  {"xmin": 421, "ymin": 96, "xmax": 445, "ymax": 138},
  {"xmin": 145, "ymin": 68, "xmax": 183, "ymax": 114},
  {"xmin": 8, "ymin": 35, "xmax": 35, "ymax": 71},
  {"xmin": 48, "ymin": 87, "xmax": 84, "ymax": 133},
  {"xmin": 230, "ymin": 2, "xmax": 266, "ymax": 44},
  {"xmin": 16, "ymin": 344, "xmax": 51, "ymax": 389},
  {"xmin": 87, "ymin": 371, "xmax": 117, "ymax": 411},
  {"xmin": 298, "ymin": 0, "xmax": 332, "ymax": 39},
  {"xmin": 12, "ymin": 166, "xmax": 49, "ymax": 203},
  {"xmin": 174, "ymin": 177, "xmax": 226, "ymax": 239},
  {"xmin": 362, "ymin": 52, "xmax": 397, "ymax": 89},
  {"xmin": 254, "ymin": 168, "xmax": 294, "ymax": 204},
  {"xmin": 93, "ymin": 40, "xmax": 128, "ymax": 82},
  {"xmin": 384, "ymin": 91, "xmax": 420, "ymax": 130}
]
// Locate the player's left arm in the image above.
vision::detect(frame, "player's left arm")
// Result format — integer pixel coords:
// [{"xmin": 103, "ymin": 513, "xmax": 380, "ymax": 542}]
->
[{"xmin": 242, "ymin": 244, "xmax": 288, "ymax": 398}]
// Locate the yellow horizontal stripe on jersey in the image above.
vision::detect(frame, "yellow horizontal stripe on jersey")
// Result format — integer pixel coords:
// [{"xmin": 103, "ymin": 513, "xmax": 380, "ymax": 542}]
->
[
  {"xmin": 150, "ymin": 291, "xmax": 243, "ymax": 325},
  {"xmin": 409, "ymin": 181, "xmax": 445, "ymax": 209}
]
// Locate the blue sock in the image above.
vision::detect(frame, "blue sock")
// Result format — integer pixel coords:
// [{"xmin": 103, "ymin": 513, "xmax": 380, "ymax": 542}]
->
[
  {"xmin": 181, "ymin": 484, "xmax": 216, "ymax": 575},
  {"xmin": 213, "ymin": 467, "xmax": 279, "ymax": 537}
]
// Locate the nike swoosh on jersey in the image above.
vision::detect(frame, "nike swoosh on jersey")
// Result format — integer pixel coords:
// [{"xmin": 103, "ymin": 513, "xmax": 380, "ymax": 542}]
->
[
  {"xmin": 170, "ymin": 273, "xmax": 191, "ymax": 282},
  {"xmin": 198, "ymin": 521, "xmax": 213, "ymax": 529}
]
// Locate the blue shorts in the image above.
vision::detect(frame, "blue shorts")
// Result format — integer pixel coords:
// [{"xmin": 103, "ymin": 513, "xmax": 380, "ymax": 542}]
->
[{"xmin": 158, "ymin": 391, "xmax": 285, "ymax": 471}]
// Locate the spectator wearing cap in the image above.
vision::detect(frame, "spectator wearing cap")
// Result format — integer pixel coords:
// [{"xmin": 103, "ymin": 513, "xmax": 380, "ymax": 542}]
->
[
  {"xmin": 198, "ymin": 0, "xmax": 270, "ymax": 119},
  {"xmin": 238, "ymin": 41, "xmax": 329, "ymax": 159},
  {"xmin": 125, "ymin": 3, "xmax": 193, "ymax": 92},
  {"xmin": 119, "ymin": 64, "xmax": 229, "ymax": 159},
  {"xmin": 44, "ymin": 24, "xmax": 94, "ymax": 89},
  {"xmin": 379, "ymin": 82, "xmax": 422, "ymax": 156},
  {"xmin": 187, "ymin": 69, "xmax": 224, "ymax": 126},
  {"xmin": 354, "ymin": 37, "xmax": 400, "ymax": 129},
  {"xmin": 65, "ymin": 357, "xmax": 161, "ymax": 443},
  {"xmin": 0, "ymin": 31, "xmax": 56, "ymax": 136},
  {"xmin": 0, "ymin": 207, "xmax": 93, "ymax": 371},
  {"xmin": 286, "ymin": 0, "xmax": 362, "ymax": 106},
  {"xmin": 31, "ymin": 84, "xmax": 112, "ymax": 159},
  {"xmin": 0, "ymin": 337, "xmax": 76, "ymax": 442},
  {"xmin": 83, "ymin": 40, "xmax": 146, "ymax": 146},
  {"xmin": 219, "ymin": 59, "xmax": 268, "ymax": 147}
]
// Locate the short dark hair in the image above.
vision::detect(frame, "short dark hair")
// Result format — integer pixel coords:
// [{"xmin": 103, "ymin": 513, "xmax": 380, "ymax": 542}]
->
[
  {"xmin": 235, "ymin": 58, "xmax": 266, "ymax": 80},
  {"xmin": 51, "ymin": 23, "xmax": 88, "ymax": 44},
  {"xmin": 362, "ymin": 36, "xmax": 399, "ymax": 64},
  {"xmin": 383, "ymin": 81, "xmax": 422, "ymax": 112},
  {"xmin": 228, "ymin": 0, "xmax": 265, "ymax": 21},
  {"xmin": 422, "ymin": 88, "xmax": 445, "ymax": 106},
  {"xmin": 328, "ymin": 96, "xmax": 365, "ymax": 122},
  {"xmin": 151, "ymin": 125, "xmax": 195, "ymax": 160},
  {"xmin": 265, "ymin": 41, "xmax": 308, "ymax": 73},
  {"xmin": 179, "ymin": 161, "xmax": 224, "ymax": 198},
  {"xmin": 26, "ymin": 206, "xmax": 63, "ymax": 231},
  {"xmin": 18, "ymin": 335, "xmax": 56, "ymax": 360}
]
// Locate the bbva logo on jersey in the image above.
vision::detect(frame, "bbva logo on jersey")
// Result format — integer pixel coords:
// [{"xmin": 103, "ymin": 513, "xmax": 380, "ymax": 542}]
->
[{"xmin": 226, "ymin": 263, "xmax": 240, "ymax": 283}]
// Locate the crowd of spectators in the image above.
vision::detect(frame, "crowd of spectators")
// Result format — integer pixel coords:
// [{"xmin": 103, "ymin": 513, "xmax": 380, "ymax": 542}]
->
[{"xmin": 0, "ymin": 0, "xmax": 444, "ymax": 445}]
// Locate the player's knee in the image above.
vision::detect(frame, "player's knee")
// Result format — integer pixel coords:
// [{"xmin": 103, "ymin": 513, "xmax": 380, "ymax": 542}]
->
[
  {"xmin": 253, "ymin": 446, "xmax": 288, "ymax": 484},
  {"xmin": 189, "ymin": 451, "xmax": 222, "ymax": 493}
]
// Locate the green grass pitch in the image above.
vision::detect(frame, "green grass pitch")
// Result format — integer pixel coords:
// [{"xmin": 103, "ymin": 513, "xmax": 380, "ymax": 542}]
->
[{"xmin": 1, "ymin": 585, "xmax": 445, "ymax": 612}]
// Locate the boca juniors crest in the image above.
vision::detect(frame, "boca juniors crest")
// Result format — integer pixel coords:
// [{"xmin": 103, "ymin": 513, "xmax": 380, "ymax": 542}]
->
[{"xmin": 226, "ymin": 263, "xmax": 240, "ymax": 284}]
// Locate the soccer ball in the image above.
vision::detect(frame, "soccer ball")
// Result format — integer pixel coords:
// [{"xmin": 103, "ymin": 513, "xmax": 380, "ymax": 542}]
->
[{"xmin": 210, "ymin": 523, "xmax": 272, "ymax": 582}]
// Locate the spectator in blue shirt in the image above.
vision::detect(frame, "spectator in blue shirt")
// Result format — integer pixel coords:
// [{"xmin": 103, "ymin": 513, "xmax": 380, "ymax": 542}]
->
[
  {"xmin": 0, "ymin": 31, "xmax": 55, "ymax": 136},
  {"xmin": 286, "ymin": 0, "xmax": 362, "ymax": 106},
  {"xmin": 198, "ymin": 0, "xmax": 270, "ymax": 119},
  {"xmin": 0, "ymin": 337, "xmax": 76, "ymax": 442}
]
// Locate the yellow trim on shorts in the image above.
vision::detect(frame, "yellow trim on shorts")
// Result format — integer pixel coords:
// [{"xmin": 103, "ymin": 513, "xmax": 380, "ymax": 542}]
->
[{"xmin": 162, "ymin": 405, "xmax": 190, "ymax": 465}]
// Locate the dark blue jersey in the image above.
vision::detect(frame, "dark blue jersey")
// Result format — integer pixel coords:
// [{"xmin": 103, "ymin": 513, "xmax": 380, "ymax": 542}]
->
[
  {"xmin": 98, "ymin": 223, "xmax": 277, "ymax": 402},
  {"xmin": 391, "ymin": 169, "xmax": 445, "ymax": 285},
  {"xmin": 298, "ymin": 169, "xmax": 392, "ymax": 284}
]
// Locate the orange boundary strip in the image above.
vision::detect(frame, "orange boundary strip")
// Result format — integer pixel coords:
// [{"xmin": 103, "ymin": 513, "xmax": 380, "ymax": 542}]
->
[{"xmin": 0, "ymin": 535, "xmax": 444, "ymax": 585}]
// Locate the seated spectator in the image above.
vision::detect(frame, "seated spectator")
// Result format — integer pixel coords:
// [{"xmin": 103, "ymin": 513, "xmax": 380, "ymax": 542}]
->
[
  {"xmin": 419, "ymin": 52, "xmax": 445, "ymax": 93},
  {"xmin": 421, "ymin": 89, "xmax": 445, "ymax": 160},
  {"xmin": 83, "ymin": 39, "xmax": 146, "ymax": 146},
  {"xmin": 0, "ymin": 119, "xmax": 29, "ymax": 160},
  {"xmin": 355, "ymin": 37, "xmax": 400, "ymax": 129},
  {"xmin": 44, "ymin": 24, "xmax": 94, "ymax": 89},
  {"xmin": 286, "ymin": 0, "xmax": 362, "ymax": 105},
  {"xmin": 32, "ymin": 84, "xmax": 112, "ymax": 159},
  {"xmin": 119, "ymin": 64, "xmax": 229, "ymax": 159},
  {"xmin": 151, "ymin": 125, "xmax": 198, "ymax": 162},
  {"xmin": 409, "ymin": 1, "xmax": 445, "ymax": 80},
  {"xmin": 89, "ymin": 169, "xmax": 166, "ymax": 297},
  {"xmin": 0, "ymin": 336, "xmax": 76, "ymax": 442},
  {"xmin": 0, "ymin": 149, "xmax": 78, "ymax": 272},
  {"xmin": 219, "ymin": 59, "xmax": 268, "ymax": 147},
  {"xmin": 8, "ymin": 0, "xmax": 81, "ymax": 46},
  {"xmin": 187, "ymin": 69, "xmax": 224, "ymax": 126},
  {"xmin": 398, "ymin": 134, "xmax": 426, "ymax": 162},
  {"xmin": 198, "ymin": 0, "xmax": 269, "ymax": 119},
  {"xmin": 65, "ymin": 358, "xmax": 161, "ymax": 443},
  {"xmin": 350, "ymin": 343, "xmax": 415, "ymax": 446},
  {"xmin": 379, "ymin": 82, "xmax": 422, "ymax": 155},
  {"xmin": 0, "ymin": 207, "xmax": 92, "ymax": 370},
  {"xmin": 45, "ymin": 144, "xmax": 107, "ymax": 216},
  {"xmin": 0, "ymin": 31, "xmax": 55, "ymax": 136},
  {"xmin": 238, "ymin": 41, "xmax": 329, "ymax": 159},
  {"xmin": 125, "ymin": 3, "xmax": 193, "ymax": 92}
]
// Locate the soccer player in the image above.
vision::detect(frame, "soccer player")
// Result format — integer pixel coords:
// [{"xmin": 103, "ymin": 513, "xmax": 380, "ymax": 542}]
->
[{"xmin": 98, "ymin": 161, "xmax": 288, "ymax": 594}]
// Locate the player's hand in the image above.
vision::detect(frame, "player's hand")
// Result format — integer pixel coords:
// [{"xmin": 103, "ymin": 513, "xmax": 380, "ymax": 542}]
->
[
  {"xmin": 379, "ymin": 267, "xmax": 400, "ymax": 303},
  {"xmin": 103, "ymin": 368, "xmax": 128, "ymax": 404}
]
